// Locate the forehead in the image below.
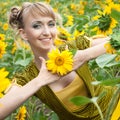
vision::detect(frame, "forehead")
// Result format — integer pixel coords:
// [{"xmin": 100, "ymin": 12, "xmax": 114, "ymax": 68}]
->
[
  {"xmin": 22, "ymin": 3, "xmax": 55, "ymax": 20},
  {"xmin": 23, "ymin": 14, "xmax": 55, "ymax": 25}
]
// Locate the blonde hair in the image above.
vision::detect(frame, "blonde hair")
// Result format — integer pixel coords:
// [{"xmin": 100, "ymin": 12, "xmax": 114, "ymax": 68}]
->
[{"xmin": 9, "ymin": 2, "xmax": 56, "ymax": 29}]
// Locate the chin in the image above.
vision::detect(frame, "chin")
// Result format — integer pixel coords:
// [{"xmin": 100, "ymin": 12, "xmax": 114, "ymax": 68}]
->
[{"xmin": 42, "ymin": 45, "xmax": 52, "ymax": 51}]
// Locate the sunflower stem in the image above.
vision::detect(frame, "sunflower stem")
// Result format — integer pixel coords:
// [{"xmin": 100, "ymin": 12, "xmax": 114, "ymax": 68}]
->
[{"xmin": 92, "ymin": 100, "xmax": 104, "ymax": 120}]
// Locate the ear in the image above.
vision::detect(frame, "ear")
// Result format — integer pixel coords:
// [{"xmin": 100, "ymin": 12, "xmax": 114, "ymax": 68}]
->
[{"xmin": 19, "ymin": 29, "xmax": 28, "ymax": 41}]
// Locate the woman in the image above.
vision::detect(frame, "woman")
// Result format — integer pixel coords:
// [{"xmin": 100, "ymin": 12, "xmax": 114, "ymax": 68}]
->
[{"xmin": 0, "ymin": 2, "xmax": 119, "ymax": 120}]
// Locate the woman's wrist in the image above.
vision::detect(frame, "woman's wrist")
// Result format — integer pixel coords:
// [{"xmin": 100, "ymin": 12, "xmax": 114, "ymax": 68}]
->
[
  {"xmin": 33, "ymin": 76, "xmax": 44, "ymax": 89},
  {"xmin": 83, "ymin": 41, "xmax": 107, "ymax": 61}
]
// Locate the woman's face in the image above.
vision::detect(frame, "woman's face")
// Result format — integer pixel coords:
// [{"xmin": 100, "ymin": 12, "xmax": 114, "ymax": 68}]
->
[{"xmin": 22, "ymin": 14, "xmax": 57, "ymax": 52}]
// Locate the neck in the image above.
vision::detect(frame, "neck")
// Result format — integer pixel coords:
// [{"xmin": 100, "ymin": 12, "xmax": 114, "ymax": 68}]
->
[
  {"xmin": 34, "ymin": 50, "xmax": 49, "ymax": 69},
  {"xmin": 33, "ymin": 46, "xmax": 56, "ymax": 69}
]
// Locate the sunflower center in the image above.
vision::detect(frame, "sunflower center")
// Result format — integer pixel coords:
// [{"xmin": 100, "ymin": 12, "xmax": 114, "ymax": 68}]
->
[
  {"xmin": 98, "ymin": 14, "xmax": 111, "ymax": 31},
  {"xmin": 55, "ymin": 56, "xmax": 64, "ymax": 66}
]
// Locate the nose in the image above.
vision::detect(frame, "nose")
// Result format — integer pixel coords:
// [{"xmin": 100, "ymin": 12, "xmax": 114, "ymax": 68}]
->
[{"xmin": 42, "ymin": 26, "xmax": 50, "ymax": 36}]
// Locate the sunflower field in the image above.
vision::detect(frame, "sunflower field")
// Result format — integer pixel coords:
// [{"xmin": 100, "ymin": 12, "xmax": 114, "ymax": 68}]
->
[{"xmin": 0, "ymin": 0, "xmax": 120, "ymax": 120}]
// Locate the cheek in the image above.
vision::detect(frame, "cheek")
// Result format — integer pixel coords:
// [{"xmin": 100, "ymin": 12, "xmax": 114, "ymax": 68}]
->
[
  {"xmin": 25, "ymin": 29, "xmax": 39, "ymax": 40},
  {"xmin": 51, "ymin": 28, "xmax": 57, "ymax": 39}
]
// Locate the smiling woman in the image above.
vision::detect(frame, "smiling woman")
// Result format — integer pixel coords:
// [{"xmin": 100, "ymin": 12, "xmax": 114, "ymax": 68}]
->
[{"xmin": 0, "ymin": 1, "xmax": 120, "ymax": 120}]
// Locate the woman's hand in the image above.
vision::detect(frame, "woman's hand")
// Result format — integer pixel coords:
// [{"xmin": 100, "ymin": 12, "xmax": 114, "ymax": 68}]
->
[{"xmin": 37, "ymin": 57, "xmax": 60, "ymax": 86}]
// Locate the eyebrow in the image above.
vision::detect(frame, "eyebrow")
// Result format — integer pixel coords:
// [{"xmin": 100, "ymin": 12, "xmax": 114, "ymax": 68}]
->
[{"xmin": 32, "ymin": 20, "xmax": 55, "ymax": 24}]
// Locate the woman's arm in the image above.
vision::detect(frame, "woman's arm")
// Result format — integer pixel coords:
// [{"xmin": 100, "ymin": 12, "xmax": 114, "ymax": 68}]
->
[
  {"xmin": 91, "ymin": 35, "xmax": 110, "ymax": 46},
  {"xmin": 84, "ymin": 41, "xmax": 107, "ymax": 60},
  {"xmin": 0, "ymin": 57, "xmax": 59, "ymax": 119},
  {"xmin": 73, "ymin": 40, "xmax": 108, "ymax": 70}
]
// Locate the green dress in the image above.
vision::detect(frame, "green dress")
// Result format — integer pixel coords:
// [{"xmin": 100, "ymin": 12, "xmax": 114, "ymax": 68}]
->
[{"xmin": 14, "ymin": 36, "xmax": 118, "ymax": 120}]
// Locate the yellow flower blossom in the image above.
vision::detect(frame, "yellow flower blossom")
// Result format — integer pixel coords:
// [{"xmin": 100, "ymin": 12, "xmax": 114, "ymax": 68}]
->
[
  {"xmin": 70, "ymin": 4, "xmax": 76, "ymax": 10},
  {"xmin": 11, "ymin": 42, "xmax": 17, "ymax": 54},
  {"xmin": 0, "ymin": 41, "xmax": 6, "ymax": 58},
  {"xmin": 53, "ymin": 8, "xmax": 58, "ymax": 12},
  {"xmin": 104, "ymin": 42, "xmax": 116, "ymax": 54},
  {"xmin": 45, "ymin": 0, "xmax": 51, "ymax": 3},
  {"xmin": 80, "ymin": 1, "xmax": 87, "ymax": 6},
  {"xmin": 103, "ymin": 1, "xmax": 120, "ymax": 14},
  {"xmin": 105, "ymin": 0, "xmax": 112, "ymax": 3},
  {"xmin": 115, "ymin": 55, "xmax": 120, "ymax": 62},
  {"xmin": 46, "ymin": 49, "xmax": 73, "ymax": 76},
  {"xmin": 92, "ymin": 10, "xmax": 117, "ymax": 35},
  {"xmin": 64, "ymin": 15, "xmax": 74, "ymax": 27},
  {"xmin": 0, "ymin": 33, "xmax": 5, "ymax": 41},
  {"xmin": 54, "ymin": 38, "xmax": 65, "ymax": 47},
  {"xmin": 111, "ymin": 3, "xmax": 120, "ymax": 12},
  {"xmin": 57, "ymin": 27, "xmax": 72, "ymax": 41},
  {"xmin": 73, "ymin": 29, "xmax": 85, "ymax": 39},
  {"xmin": 92, "ymin": 15, "xmax": 99, "ymax": 21},
  {"xmin": 78, "ymin": 7, "xmax": 84, "ymax": 15},
  {"xmin": 2, "ymin": 23, "xmax": 8, "ymax": 31},
  {"xmin": 0, "ymin": 68, "xmax": 10, "ymax": 98},
  {"xmin": 15, "ymin": 106, "xmax": 27, "ymax": 120},
  {"xmin": 104, "ymin": 4, "xmax": 112, "ymax": 14}
]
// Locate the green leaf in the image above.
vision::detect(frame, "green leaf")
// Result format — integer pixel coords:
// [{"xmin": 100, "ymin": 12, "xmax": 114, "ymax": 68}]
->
[
  {"xmin": 105, "ymin": 61, "xmax": 120, "ymax": 67},
  {"xmin": 15, "ymin": 58, "xmax": 31, "ymax": 66},
  {"xmin": 100, "ymin": 77, "xmax": 120, "ymax": 86},
  {"xmin": 70, "ymin": 49, "xmax": 77, "ymax": 56},
  {"xmin": 117, "ymin": 50, "xmax": 120, "ymax": 55},
  {"xmin": 51, "ymin": 112, "xmax": 59, "ymax": 120},
  {"xmin": 96, "ymin": 54, "xmax": 117, "ymax": 68},
  {"xmin": 39, "ymin": 110, "xmax": 47, "ymax": 120},
  {"xmin": 95, "ymin": 69, "xmax": 111, "ymax": 81},
  {"xmin": 70, "ymin": 96, "xmax": 91, "ymax": 106},
  {"xmin": 110, "ymin": 33, "xmax": 120, "ymax": 50},
  {"xmin": 111, "ymin": 9, "xmax": 120, "ymax": 21}
]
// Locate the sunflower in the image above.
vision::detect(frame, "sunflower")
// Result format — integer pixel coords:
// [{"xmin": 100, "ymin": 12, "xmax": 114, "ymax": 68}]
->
[
  {"xmin": 0, "ymin": 68, "xmax": 10, "ymax": 98},
  {"xmin": 73, "ymin": 29, "xmax": 85, "ymax": 39},
  {"xmin": 11, "ymin": 42, "xmax": 17, "ymax": 54},
  {"xmin": 57, "ymin": 26, "xmax": 72, "ymax": 41},
  {"xmin": 104, "ymin": 42, "xmax": 116, "ymax": 54},
  {"xmin": 104, "ymin": 1, "xmax": 120, "ymax": 14},
  {"xmin": 115, "ymin": 55, "xmax": 120, "ymax": 62},
  {"xmin": 64, "ymin": 15, "xmax": 74, "ymax": 27},
  {"xmin": 46, "ymin": 49, "xmax": 73, "ymax": 76},
  {"xmin": 0, "ymin": 41, "xmax": 6, "ymax": 58},
  {"xmin": 2, "ymin": 23, "xmax": 8, "ymax": 31},
  {"xmin": 15, "ymin": 106, "xmax": 27, "ymax": 120},
  {"xmin": 54, "ymin": 38, "xmax": 65, "ymax": 47},
  {"xmin": 92, "ymin": 10, "xmax": 117, "ymax": 35},
  {"xmin": 70, "ymin": 3, "xmax": 76, "ymax": 10},
  {"xmin": 0, "ymin": 33, "xmax": 5, "ymax": 41}
]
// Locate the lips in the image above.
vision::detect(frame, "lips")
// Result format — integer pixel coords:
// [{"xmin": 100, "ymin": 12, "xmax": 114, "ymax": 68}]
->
[{"xmin": 39, "ymin": 38, "xmax": 51, "ymax": 41}]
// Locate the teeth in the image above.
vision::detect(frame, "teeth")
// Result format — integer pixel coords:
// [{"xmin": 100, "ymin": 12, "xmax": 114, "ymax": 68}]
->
[{"xmin": 41, "ymin": 38, "xmax": 51, "ymax": 41}]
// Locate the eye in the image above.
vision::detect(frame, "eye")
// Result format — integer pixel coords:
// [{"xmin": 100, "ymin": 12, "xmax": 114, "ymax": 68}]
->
[
  {"xmin": 48, "ymin": 21, "xmax": 56, "ymax": 27},
  {"xmin": 32, "ymin": 24, "xmax": 41, "ymax": 29}
]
